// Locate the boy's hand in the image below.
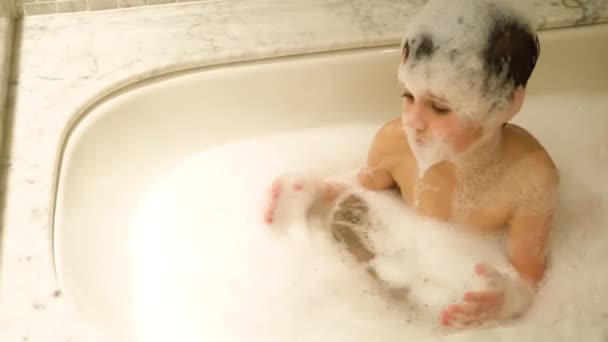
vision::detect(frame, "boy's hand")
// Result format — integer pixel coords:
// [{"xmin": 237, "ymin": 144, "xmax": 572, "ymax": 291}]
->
[
  {"xmin": 263, "ymin": 173, "xmax": 321, "ymax": 226},
  {"xmin": 440, "ymin": 263, "xmax": 505, "ymax": 328}
]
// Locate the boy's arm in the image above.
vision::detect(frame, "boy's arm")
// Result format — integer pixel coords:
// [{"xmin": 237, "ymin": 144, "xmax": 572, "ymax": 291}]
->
[
  {"xmin": 358, "ymin": 121, "xmax": 398, "ymax": 190},
  {"xmin": 507, "ymin": 208, "xmax": 553, "ymax": 286},
  {"xmin": 493, "ymin": 200, "xmax": 555, "ymax": 320},
  {"xmin": 507, "ymin": 166, "xmax": 559, "ymax": 286}
]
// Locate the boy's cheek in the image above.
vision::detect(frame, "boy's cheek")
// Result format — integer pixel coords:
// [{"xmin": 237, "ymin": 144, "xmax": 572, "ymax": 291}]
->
[
  {"xmin": 436, "ymin": 124, "xmax": 478, "ymax": 151},
  {"xmin": 430, "ymin": 121, "xmax": 456, "ymax": 141}
]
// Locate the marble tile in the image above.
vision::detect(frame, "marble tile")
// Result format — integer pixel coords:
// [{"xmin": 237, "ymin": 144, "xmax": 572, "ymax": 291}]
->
[
  {"xmin": 1, "ymin": 1, "xmax": 607, "ymax": 341},
  {"xmin": 118, "ymin": 0, "xmax": 146, "ymax": 8},
  {"xmin": 23, "ymin": 1, "xmax": 57, "ymax": 15},
  {"xmin": 88, "ymin": 0, "xmax": 116, "ymax": 11},
  {"xmin": 148, "ymin": 0, "xmax": 174, "ymax": 5},
  {"xmin": 14, "ymin": 0, "xmax": 608, "ymax": 20},
  {"xmin": 0, "ymin": 0, "xmax": 14, "ymax": 180},
  {"xmin": 56, "ymin": 0, "xmax": 87, "ymax": 13}
]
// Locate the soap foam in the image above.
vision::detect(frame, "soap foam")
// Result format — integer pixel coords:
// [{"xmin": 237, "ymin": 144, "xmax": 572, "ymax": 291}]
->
[
  {"xmin": 398, "ymin": 0, "xmax": 538, "ymax": 119},
  {"xmin": 401, "ymin": 116, "xmax": 456, "ymax": 178},
  {"xmin": 132, "ymin": 123, "xmax": 608, "ymax": 342}
]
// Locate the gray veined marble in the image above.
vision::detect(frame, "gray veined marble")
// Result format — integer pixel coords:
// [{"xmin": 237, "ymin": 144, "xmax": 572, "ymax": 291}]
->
[{"xmin": 0, "ymin": 1, "xmax": 606, "ymax": 341}]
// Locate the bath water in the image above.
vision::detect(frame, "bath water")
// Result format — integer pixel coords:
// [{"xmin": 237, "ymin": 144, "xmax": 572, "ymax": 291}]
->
[{"xmin": 131, "ymin": 123, "xmax": 608, "ymax": 342}]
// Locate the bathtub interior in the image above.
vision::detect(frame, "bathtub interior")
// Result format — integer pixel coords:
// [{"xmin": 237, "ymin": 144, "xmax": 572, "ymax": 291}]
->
[{"xmin": 52, "ymin": 24, "xmax": 608, "ymax": 341}]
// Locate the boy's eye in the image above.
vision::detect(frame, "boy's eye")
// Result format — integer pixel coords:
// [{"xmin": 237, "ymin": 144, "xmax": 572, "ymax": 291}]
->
[
  {"xmin": 402, "ymin": 92, "xmax": 414, "ymax": 101},
  {"xmin": 432, "ymin": 103, "xmax": 450, "ymax": 115}
]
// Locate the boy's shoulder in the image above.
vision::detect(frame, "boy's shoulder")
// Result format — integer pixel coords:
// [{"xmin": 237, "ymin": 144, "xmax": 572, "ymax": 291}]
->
[
  {"xmin": 502, "ymin": 123, "xmax": 560, "ymax": 188},
  {"xmin": 376, "ymin": 118, "xmax": 407, "ymax": 143},
  {"xmin": 372, "ymin": 118, "xmax": 412, "ymax": 156}
]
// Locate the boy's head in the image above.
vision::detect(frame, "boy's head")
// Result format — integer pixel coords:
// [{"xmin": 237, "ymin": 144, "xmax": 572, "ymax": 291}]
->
[{"xmin": 397, "ymin": 0, "xmax": 539, "ymax": 169}]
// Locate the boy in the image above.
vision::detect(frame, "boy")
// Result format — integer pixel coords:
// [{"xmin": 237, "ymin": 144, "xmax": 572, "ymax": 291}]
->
[{"xmin": 264, "ymin": 0, "xmax": 558, "ymax": 329}]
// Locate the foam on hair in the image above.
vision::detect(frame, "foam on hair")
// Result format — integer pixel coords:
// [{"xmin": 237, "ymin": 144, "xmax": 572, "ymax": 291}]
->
[{"xmin": 398, "ymin": 0, "xmax": 540, "ymax": 120}]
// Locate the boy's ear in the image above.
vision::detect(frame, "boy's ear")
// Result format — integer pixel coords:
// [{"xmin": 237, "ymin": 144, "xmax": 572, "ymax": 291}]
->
[
  {"xmin": 402, "ymin": 40, "xmax": 409, "ymax": 63},
  {"xmin": 505, "ymin": 87, "xmax": 526, "ymax": 121}
]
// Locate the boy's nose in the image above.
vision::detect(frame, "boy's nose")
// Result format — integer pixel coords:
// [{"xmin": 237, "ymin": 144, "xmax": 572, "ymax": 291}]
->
[{"xmin": 403, "ymin": 107, "xmax": 427, "ymax": 131}]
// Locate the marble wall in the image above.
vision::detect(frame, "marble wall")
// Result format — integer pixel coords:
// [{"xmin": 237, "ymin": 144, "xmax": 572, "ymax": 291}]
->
[
  {"xmin": 16, "ymin": 0, "xmax": 213, "ymax": 16},
  {"xmin": 0, "ymin": 0, "xmax": 15, "ymax": 145},
  {"xmin": 12, "ymin": 0, "xmax": 608, "ymax": 24}
]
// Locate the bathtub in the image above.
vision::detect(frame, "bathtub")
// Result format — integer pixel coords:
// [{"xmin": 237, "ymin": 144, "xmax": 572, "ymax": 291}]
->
[{"xmin": 52, "ymin": 23, "xmax": 608, "ymax": 341}]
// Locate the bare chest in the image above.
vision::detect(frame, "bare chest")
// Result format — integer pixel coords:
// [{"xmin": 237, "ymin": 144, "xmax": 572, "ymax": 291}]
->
[{"xmin": 393, "ymin": 162, "xmax": 512, "ymax": 233}]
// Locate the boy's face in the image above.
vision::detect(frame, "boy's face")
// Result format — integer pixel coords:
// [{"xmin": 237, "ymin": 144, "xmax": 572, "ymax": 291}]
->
[{"xmin": 401, "ymin": 87, "xmax": 484, "ymax": 154}]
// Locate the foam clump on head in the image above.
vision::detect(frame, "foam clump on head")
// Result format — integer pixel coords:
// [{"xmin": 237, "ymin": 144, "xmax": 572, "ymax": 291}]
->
[{"xmin": 398, "ymin": 0, "xmax": 540, "ymax": 120}]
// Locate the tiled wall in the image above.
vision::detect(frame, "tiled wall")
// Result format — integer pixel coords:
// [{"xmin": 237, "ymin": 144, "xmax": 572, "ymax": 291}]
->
[
  {"xmin": 0, "ymin": 0, "xmax": 15, "ymax": 146},
  {"xmin": 16, "ymin": 0, "xmax": 212, "ymax": 16}
]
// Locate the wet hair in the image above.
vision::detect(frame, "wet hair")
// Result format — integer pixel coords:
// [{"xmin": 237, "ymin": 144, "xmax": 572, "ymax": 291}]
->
[
  {"xmin": 484, "ymin": 17, "xmax": 540, "ymax": 89},
  {"xmin": 403, "ymin": 16, "xmax": 540, "ymax": 91},
  {"xmin": 398, "ymin": 0, "xmax": 540, "ymax": 117}
]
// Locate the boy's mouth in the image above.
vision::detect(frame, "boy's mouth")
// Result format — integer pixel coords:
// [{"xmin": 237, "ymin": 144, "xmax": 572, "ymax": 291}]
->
[{"xmin": 414, "ymin": 133, "xmax": 429, "ymax": 146}]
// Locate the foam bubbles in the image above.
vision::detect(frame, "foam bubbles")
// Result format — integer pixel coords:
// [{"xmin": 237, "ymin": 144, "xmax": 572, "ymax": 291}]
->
[
  {"xmin": 398, "ymin": 0, "xmax": 538, "ymax": 119},
  {"xmin": 402, "ymin": 116, "xmax": 457, "ymax": 178},
  {"xmin": 133, "ymin": 123, "xmax": 608, "ymax": 341},
  {"xmin": 132, "ymin": 124, "xmax": 429, "ymax": 341}
]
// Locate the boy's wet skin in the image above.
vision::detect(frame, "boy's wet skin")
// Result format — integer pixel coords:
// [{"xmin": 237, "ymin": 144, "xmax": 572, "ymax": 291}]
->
[
  {"xmin": 264, "ymin": 0, "xmax": 559, "ymax": 330},
  {"xmin": 358, "ymin": 116, "xmax": 558, "ymax": 327}
]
